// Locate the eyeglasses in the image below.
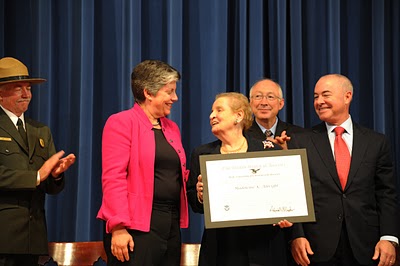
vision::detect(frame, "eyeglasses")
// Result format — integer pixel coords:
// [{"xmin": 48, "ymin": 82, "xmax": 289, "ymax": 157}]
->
[{"xmin": 251, "ymin": 94, "xmax": 280, "ymax": 102}]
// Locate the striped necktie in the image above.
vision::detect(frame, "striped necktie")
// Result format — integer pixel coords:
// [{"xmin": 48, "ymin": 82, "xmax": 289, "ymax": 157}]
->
[{"xmin": 265, "ymin": 129, "xmax": 273, "ymax": 139}]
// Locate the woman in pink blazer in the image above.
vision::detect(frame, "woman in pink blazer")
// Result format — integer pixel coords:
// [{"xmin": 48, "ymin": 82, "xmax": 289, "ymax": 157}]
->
[{"xmin": 97, "ymin": 60, "xmax": 189, "ymax": 266}]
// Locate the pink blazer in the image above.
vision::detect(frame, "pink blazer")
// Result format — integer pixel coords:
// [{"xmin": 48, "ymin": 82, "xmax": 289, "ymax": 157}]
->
[{"xmin": 97, "ymin": 104, "xmax": 189, "ymax": 233}]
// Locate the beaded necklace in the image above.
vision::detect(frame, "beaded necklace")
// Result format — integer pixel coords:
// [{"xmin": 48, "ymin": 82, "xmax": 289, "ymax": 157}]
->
[{"xmin": 220, "ymin": 138, "xmax": 247, "ymax": 154}]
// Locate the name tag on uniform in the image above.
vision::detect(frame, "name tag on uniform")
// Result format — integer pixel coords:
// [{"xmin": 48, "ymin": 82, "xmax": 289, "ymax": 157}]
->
[{"xmin": 0, "ymin": 137, "xmax": 12, "ymax": 141}]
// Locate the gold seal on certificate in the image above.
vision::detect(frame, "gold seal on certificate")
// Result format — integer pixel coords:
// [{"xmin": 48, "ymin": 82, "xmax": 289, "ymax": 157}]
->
[{"xmin": 199, "ymin": 149, "xmax": 315, "ymax": 229}]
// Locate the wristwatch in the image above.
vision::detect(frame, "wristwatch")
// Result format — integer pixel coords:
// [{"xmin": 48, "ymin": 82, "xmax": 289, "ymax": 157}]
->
[{"xmin": 389, "ymin": 240, "xmax": 399, "ymax": 248}]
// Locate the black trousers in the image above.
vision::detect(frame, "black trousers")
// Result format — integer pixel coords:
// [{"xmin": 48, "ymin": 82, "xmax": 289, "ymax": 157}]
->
[
  {"xmin": 0, "ymin": 254, "xmax": 39, "ymax": 266},
  {"xmin": 104, "ymin": 202, "xmax": 181, "ymax": 266},
  {"xmin": 311, "ymin": 223, "xmax": 378, "ymax": 266}
]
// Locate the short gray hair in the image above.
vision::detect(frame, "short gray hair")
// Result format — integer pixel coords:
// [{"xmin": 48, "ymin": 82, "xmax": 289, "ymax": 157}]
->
[
  {"xmin": 131, "ymin": 60, "xmax": 181, "ymax": 103},
  {"xmin": 249, "ymin": 78, "xmax": 283, "ymax": 99}
]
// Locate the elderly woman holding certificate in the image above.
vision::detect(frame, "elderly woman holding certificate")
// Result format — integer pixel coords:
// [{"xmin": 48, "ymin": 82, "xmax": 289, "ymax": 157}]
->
[{"xmin": 187, "ymin": 92, "xmax": 292, "ymax": 266}]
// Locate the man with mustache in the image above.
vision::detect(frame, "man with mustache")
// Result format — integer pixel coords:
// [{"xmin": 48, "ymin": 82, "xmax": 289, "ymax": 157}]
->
[{"xmin": 0, "ymin": 57, "xmax": 75, "ymax": 266}]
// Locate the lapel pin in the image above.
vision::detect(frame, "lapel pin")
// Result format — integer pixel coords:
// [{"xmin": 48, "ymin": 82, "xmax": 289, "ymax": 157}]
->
[{"xmin": 39, "ymin": 138, "xmax": 45, "ymax": 148}]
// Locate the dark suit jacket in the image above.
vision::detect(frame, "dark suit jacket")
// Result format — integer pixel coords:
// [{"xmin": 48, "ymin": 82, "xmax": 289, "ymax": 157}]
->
[
  {"xmin": 246, "ymin": 118, "xmax": 303, "ymax": 147},
  {"xmin": 187, "ymin": 135, "xmax": 289, "ymax": 266},
  {"xmin": 290, "ymin": 122, "xmax": 399, "ymax": 264},
  {"xmin": 0, "ymin": 109, "xmax": 64, "ymax": 254}
]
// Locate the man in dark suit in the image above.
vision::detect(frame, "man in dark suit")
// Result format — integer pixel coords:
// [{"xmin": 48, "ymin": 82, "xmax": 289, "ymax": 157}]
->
[
  {"xmin": 246, "ymin": 79, "xmax": 302, "ymax": 265},
  {"xmin": 0, "ymin": 57, "xmax": 76, "ymax": 266},
  {"xmin": 290, "ymin": 74, "xmax": 399, "ymax": 266},
  {"xmin": 247, "ymin": 79, "xmax": 303, "ymax": 144}
]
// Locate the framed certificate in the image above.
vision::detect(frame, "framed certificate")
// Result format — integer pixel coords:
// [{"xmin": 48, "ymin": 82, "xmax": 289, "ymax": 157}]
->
[{"xmin": 199, "ymin": 149, "xmax": 315, "ymax": 229}]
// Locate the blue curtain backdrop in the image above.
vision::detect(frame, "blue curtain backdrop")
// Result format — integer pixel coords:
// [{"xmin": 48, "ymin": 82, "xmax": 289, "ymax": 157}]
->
[{"xmin": 0, "ymin": 0, "xmax": 399, "ymax": 243}]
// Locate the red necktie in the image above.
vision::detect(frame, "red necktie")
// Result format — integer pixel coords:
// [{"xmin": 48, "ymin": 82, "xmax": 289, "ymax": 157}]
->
[{"xmin": 334, "ymin": 127, "xmax": 350, "ymax": 190}]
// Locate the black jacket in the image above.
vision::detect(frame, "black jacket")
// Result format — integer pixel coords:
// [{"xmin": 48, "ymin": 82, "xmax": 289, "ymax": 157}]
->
[
  {"xmin": 290, "ymin": 123, "xmax": 399, "ymax": 264},
  {"xmin": 187, "ymin": 135, "xmax": 289, "ymax": 266},
  {"xmin": 246, "ymin": 119, "xmax": 303, "ymax": 149}
]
